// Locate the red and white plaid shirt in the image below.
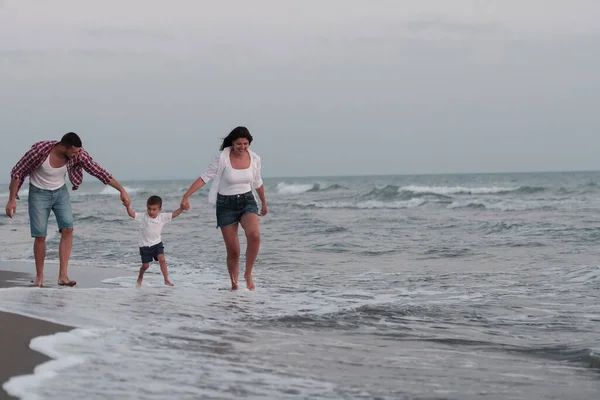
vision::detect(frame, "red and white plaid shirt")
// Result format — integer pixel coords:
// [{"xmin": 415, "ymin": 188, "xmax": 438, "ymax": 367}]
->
[{"xmin": 11, "ymin": 141, "xmax": 113, "ymax": 199}]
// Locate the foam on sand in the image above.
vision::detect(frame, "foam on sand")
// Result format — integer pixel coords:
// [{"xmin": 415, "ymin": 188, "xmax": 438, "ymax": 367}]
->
[{"xmin": 3, "ymin": 329, "xmax": 90, "ymax": 400}]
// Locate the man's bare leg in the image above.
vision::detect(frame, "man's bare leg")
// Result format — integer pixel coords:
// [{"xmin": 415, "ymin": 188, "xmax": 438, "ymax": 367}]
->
[
  {"xmin": 157, "ymin": 254, "xmax": 174, "ymax": 286},
  {"xmin": 58, "ymin": 228, "xmax": 75, "ymax": 286},
  {"xmin": 240, "ymin": 214, "xmax": 260, "ymax": 290},
  {"xmin": 220, "ymin": 224, "xmax": 240, "ymax": 290},
  {"xmin": 33, "ymin": 237, "xmax": 46, "ymax": 287},
  {"xmin": 137, "ymin": 263, "xmax": 150, "ymax": 288}
]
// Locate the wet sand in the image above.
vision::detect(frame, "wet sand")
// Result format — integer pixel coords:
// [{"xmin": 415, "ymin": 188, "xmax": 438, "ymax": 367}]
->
[
  {"xmin": 0, "ymin": 263, "xmax": 127, "ymax": 399},
  {"xmin": 0, "ymin": 270, "xmax": 73, "ymax": 400}
]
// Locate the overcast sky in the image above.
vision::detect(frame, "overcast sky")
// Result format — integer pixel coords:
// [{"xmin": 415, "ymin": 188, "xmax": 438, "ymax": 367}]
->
[{"xmin": 1, "ymin": 0, "xmax": 599, "ymax": 181}]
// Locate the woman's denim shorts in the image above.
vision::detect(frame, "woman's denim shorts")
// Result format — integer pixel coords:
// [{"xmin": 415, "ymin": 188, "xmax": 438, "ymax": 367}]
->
[
  {"xmin": 28, "ymin": 184, "xmax": 73, "ymax": 237},
  {"xmin": 216, "ymin": 191, "xmax": 259, "ymax": 228}
]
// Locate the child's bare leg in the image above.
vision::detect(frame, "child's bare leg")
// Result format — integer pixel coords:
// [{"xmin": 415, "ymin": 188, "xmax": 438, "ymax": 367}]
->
[
  {"xmin": 157, "ymin": 254, "xmax": 173, "ymax": 286},
  {"xmin": 137, "ymin": 263, "xmax": 150, "ymax": 288}
]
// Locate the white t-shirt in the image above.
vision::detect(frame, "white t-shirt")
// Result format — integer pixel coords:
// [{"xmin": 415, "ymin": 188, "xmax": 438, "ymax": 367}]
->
[
  {"xmin": 218, "ymin": 162, "xmax": 253, "ymax": 195},
  {"xmin": 134, "ymin": 212, "xmax": 172, "ymax": 247},
  {"xmin": 30, "ymin": 154, "xmax": 67, "ymax": 190}
]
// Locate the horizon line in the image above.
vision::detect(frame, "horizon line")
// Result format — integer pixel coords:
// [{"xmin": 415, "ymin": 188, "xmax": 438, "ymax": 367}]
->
[{"xmin": 1, "ymin": 168, "xmax": 599, "ymax": 185}]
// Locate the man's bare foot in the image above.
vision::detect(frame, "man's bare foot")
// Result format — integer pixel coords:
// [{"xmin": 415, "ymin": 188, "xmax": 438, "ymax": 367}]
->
[
  {"xmin": 164, "ymin": 280, "xmax": 174, "ymax": 287},
  {"xmin": 136, "ymin": 279, "xmax": 143, "ymax": 288},
  {"xmin": 57, "ymin": 277, "xmax": 76, "ymax": 287},
  {"xmin": 244, "ymin": 273, "xmax": 255, "ymax": 291}
]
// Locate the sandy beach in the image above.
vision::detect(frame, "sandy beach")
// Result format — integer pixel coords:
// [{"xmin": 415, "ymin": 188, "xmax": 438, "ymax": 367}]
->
[
  {"xmin": 0, "ymin": 263, "xmax": 129, "ymax": 400},
  {"xmin": 0, "ymin": 270, "xmax": 72, "ymax": 400}
]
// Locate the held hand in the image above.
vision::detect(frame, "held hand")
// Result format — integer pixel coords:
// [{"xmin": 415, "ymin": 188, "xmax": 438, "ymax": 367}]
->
[
  {"xmin": 120, "ymin": 191, "xmax": 131, "ymax": 207},
  {"xmin": 180, "ymin": 196, "xmax": 190, "ymax": 211},
  {"xmin": 260, "ymin": 204, "xmax": 268, "ymax": 216},
  {"xmin": 5, "ymin": 199, "xmax": 16, "ymax": 218}
]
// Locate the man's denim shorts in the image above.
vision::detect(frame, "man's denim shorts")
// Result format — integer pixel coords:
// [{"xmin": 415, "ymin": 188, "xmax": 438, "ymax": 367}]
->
[
  {"xmin": 139, "ymin": 242, "xmax": 165, "ymax": 264},
  {"xmin": 28, "ymin": 184, "xmax": 73, "ymax": 237},
  {"xmin": 216, "ymin": 191, "xmax": 259, "ymax": 228}
]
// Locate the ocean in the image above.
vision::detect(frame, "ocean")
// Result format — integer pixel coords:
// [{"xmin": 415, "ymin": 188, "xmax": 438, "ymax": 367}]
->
[{"xmin": 1, "ymin": 171, "xmax": 600, "ymax": 399}]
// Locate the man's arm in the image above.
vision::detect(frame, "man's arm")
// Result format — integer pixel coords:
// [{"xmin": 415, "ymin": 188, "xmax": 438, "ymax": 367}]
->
[
  {"xmin": 5, "ymin": 178, "xmax": 20, "ymax": 218},
  {"xmin": 77, "ymin": 150, "xmax": 130, "ymax": 206},
  {"xmin": 108, "ymin": 178, "xmax": 131, "ymax": 207},
  {"xmin": 171, "ymin": 206, "xmax": 184, "ymax": 219},
  {"xmin": 8, "ymin": 141, "xmax": 51, "ymax": 202}
]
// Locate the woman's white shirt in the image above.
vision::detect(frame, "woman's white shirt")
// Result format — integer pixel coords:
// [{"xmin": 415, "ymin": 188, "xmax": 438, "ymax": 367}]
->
[{"xmin": 199, "ymin": 146, "xmax": 263, "ymax": 205}]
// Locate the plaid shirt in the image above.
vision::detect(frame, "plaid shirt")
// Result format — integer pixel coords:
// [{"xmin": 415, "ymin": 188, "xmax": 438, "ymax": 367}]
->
[{"xmin": 11, "ymin": 141, "xmax": 113, "ymax": 199}]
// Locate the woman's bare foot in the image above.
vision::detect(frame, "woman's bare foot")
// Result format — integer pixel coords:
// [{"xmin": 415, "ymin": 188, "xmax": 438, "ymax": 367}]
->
[
  {"xmin": 164, "ymin": 280, "xmax": 174, "ymax": 287},
  {"xmin": 244, "ymin": 273, "xmax": 255, "ymax": 291},
  {"xmin": 231, "ymin": 280, "xmax": 238, "ymax": 290}
]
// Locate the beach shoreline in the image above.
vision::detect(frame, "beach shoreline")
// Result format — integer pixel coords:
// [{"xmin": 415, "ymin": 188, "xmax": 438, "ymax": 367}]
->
[
  {"xmin": 0, "ymin": 262, "xmax": 130, "ymax": 400},
  {"xmin": 0, "ymin": 270, "xmax": 73, "ymax": 400}
]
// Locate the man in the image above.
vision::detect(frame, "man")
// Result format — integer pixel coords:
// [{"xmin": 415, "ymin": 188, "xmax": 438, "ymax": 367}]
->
[{"xmin": 5, "ymin": 132, "xmax": 130, "ymax": 287}]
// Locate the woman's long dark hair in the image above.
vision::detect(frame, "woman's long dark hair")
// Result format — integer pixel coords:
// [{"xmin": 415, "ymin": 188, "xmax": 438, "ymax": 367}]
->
[{"xmin": 220, "ymin": 126, "xmax": 253, "ymax": 151}]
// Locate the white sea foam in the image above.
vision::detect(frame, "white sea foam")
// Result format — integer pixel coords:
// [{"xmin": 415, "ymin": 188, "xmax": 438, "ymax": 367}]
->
[
  {"xmin": 99, "ymin": 186, "xmax": 142, "ymax": 195},
  {"xmin": 3, "ymin": 330, "xmax": 88, "ymax": 400},
  {"xmin": 275, "ymin": 182, "xmax": 314, "ymax": 194}
]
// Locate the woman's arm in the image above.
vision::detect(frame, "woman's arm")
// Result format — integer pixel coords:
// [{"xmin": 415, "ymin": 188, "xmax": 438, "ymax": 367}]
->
[
  {"xmin": 180, "ymin": 152, "xmax": 220, "ymax": 210},
  {"xmin": 181, "ymin": 177, "xmax": 206, "ymax": 210},
  {"xmin": 256, "ymin": 185, "xmax": 267, "ymax": 216}
]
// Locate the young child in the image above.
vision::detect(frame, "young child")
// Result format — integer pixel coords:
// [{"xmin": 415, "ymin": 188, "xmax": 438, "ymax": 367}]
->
[{"xmin": 126, "ymin": 195, "xmax": 183, "ymax": 288}]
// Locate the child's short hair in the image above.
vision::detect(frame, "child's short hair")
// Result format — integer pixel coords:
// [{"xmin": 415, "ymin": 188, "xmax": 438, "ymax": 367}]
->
[{"xmin": 147, "ymin": 195, "xmax": 162, "ymax": 208}]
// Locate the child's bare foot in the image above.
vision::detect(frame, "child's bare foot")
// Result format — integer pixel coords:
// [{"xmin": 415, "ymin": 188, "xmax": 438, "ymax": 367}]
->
[
  {"xmin": 164, "ymin": 280, "xmax": 174, "ymax": 286},
  {"xmin": 136, "ymin": 279, "xmax": 143, "ymax": 288},
  {"xmin": 244, "ymin": 273, "xmax": 255, "ymax": 291}
]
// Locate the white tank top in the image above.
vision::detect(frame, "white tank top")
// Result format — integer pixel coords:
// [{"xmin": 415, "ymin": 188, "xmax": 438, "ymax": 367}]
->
[
  {"xmin": 218, "ymin": 159, "xmax": 253, "ymax": 196},
  {"xmin": 30, "ymin": 154, "xmax": 67, "ymax": 190}
]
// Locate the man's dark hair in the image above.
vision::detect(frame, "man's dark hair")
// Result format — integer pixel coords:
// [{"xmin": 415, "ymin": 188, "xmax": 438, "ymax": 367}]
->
[
  {"xmin": 147, "ymin": 195, "xmax": 162, "ymax": 208},
  {"xmin": 60, "ymin": 132, "xmax": 82, "ymax": 148}
]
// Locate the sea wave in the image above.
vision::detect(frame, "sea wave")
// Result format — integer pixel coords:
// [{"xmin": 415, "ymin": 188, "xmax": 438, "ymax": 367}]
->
[
  {"xmin": 294, "ymin": 198, "xmax": 426, "ymax": 209},
  {"xmin": 253, "ymin": 303, "xmax": 445, "ymax": 330},
  {"xmin": 98, "ymin": 186, "xmax": 143, "ymax": 195},
  {"xmin": 274, "ymin": 182, "xmax": 346, "ymax": 194},
  {"xmin": 3, "ymin": 329, "xmax": 89, "ymax": 400},
  {"xmin": 401, "ymin": 185, "xmax": 546, "ymax": 196},
  {"xmin": 447, "ymin": 200, "xmax": 555, "ymax": 212}
]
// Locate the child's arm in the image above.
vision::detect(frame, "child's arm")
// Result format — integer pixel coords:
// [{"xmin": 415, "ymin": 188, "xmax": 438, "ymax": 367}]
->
[
  {"xmin": 171, "ymin": 206, "xmax": 184, "ymax": 219},
  {"xmin": 125, "ymin": 204, "xmax": 136, "ymax": 218}
]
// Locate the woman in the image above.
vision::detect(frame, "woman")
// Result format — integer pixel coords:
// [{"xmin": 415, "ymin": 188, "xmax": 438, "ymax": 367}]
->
[{"xmin": 181, "ymin": 126, "xmax": 267, "ymax": 290}]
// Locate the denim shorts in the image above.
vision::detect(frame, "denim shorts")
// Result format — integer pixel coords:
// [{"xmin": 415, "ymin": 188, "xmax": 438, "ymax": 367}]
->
[
  {"xmin": 216, "ymin": 191, "xmax": 259, "ymax": 228},
  {"xmin": 28, "ymin": 184, "xmax": 73, "ymax": 237},
  {"xmin": 139, "ymin": 242, "xmax": 165, "ymax": 264}
]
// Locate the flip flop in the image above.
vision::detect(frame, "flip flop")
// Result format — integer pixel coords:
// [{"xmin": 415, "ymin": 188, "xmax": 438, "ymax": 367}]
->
[{"xmin": 58, "ymin": 280, "xmax": 77, "ymax": 287}]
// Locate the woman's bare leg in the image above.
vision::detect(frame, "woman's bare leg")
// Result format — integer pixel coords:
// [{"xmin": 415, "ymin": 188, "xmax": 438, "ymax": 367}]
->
[
  {"xmin": 240, "ymin": 213, "xmax": 260, "ymax": 290},
  {"xmin": 220, "ymin": 224, "xmax": 241, "ymax": 290}
]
